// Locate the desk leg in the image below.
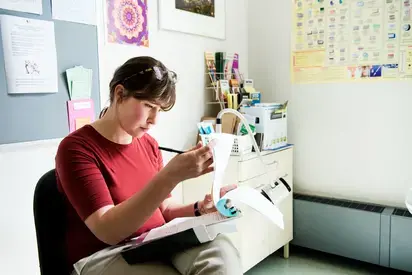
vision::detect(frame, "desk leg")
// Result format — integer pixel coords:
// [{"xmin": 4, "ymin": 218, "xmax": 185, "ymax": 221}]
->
[{"xmin": 283, "ymin": 242, "xmax": 290, "ymax": 259}]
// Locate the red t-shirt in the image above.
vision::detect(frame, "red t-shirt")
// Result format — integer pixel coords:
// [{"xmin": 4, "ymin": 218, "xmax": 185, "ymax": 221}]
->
[{"xmin": 55, "ymin": 125, "xmax": 168, "ymax": 269}]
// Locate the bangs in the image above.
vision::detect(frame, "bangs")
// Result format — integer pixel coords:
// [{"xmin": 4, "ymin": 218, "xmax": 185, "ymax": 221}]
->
[
  {"xmin": 152, "ymin": 84, "xmax": 176, "ymax": 111},
  {"xmin": 133, "ymin": 70, "xmax": 176, "ymax": 112}
]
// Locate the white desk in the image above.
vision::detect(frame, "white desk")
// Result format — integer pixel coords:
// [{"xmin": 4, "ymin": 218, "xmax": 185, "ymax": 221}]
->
[{"xmin": 181, "ymin": 145, "xmax": 294, "ymax": 272}]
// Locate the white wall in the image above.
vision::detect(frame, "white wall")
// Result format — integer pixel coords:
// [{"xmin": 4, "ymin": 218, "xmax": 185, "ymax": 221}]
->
[
  {"xmin": 0, "ymin": 139, "xmax": 61, "ymax": 275},
  {"xmin": 248, "ymin": 0, "xmax": 411, "ymax": 208},
  {"xmin": 0, "ymin": 0, "xmax": 249, "ymax": 274}
]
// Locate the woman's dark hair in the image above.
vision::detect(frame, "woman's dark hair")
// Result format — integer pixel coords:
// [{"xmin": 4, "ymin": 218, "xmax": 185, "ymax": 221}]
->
[{"xmin": 99, "ymin": 56, "xmax": 177, "ymax": 118}]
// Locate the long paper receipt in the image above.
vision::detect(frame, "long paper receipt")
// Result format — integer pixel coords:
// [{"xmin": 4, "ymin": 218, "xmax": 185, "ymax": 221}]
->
[{"xmin": 209, "ymin": 133, "xmax": 285, "ymax": 230}]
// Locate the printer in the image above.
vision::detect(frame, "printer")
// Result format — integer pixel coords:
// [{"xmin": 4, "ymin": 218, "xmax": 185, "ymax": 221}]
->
[{"xmin": 240, "ymin": 102, "xmax": 288, "ymax": 151}]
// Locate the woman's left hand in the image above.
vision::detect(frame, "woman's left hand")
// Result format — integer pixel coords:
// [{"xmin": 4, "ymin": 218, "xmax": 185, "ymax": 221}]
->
[{"xmin": 198, "ymin": 184, "xmax": 238, "ymax": 215}]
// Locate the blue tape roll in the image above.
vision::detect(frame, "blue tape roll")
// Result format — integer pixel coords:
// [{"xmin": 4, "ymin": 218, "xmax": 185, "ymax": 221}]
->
[{"xmin": 216, "ymin": 198, "xmax": 240, "ymax": 217}]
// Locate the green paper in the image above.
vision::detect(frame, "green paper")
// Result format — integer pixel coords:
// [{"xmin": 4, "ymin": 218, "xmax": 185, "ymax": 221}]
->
[{"xmin": 66, "ymin": 66, "xmax": 92, "ymax": 100}]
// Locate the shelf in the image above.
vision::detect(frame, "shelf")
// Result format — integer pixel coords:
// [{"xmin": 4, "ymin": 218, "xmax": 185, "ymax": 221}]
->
[{"xmin": 206, "ymin": 101, "xmax": 227, "ymax": 105}]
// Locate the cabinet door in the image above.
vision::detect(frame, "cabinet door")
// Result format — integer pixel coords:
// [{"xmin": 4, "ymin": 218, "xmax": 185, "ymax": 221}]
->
[
  {"xmin": 266, "ymin": 149, "xmax": 294, "ymax": 254},
  {"xmin": 238, "ymin": 148, "xmax": 294, "ymax": 260},
  {"xmin": 265, "ymin": 173, "xmax": 294, "ymax": 254},
  {"xmin": 181, "ymin": 173, "xmax": 213, "ymax": 204},
  {"xmin": 236, "ymin": 174, "xmax": 271, "ymax": 272}
]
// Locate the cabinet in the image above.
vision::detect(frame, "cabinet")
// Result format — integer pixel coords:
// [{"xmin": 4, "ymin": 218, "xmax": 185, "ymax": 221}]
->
[{"xmin": 181, "ymin": 146, "xmax": 294, "ymax": 273}]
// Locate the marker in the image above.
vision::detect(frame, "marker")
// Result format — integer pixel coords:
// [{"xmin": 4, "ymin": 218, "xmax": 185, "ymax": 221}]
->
[{"xmin": 159, "ymin": 146, "xmax": 184, "ymax": 154}]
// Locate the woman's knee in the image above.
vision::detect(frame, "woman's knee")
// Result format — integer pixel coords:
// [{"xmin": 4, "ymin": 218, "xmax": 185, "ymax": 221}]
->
[
  {"xmin": 195, "ymin": 234, "xmax": 243, "ymax": 274},
  {"xmin": 211, "ymin": 234, "xmax": 241, "ymax": 260},
  {"xmin": 172, "ymin": 234, "xmax": 243, "ymax": 274}
]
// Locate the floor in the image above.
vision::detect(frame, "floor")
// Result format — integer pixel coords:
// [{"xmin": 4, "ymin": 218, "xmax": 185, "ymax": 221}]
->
[{"xmin": 246, "ymin": 246, "xmax": 408, "ymax": 275}]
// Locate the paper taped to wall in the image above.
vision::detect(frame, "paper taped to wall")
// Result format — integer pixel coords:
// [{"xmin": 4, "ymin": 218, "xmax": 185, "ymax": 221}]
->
[
  {"xmin": 0, "ymin": 15, "xmax": 58, "ymax": 94},
  {"xmin": 208, "ymin": 133, "xmax": 285, "ymax": 229}
]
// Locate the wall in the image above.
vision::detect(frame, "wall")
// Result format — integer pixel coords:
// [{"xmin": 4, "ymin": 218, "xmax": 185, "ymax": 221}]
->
[
  {"xmin": 248, "ymin": 0, "xmax": 411, "ymax": 208},
  {"xmin": 0, "ymin": 139, "xmax": 61, "ymax": 275},
  {"xmin": 0, "ymin": 0, "xmax": 249, "ymax": 274}
]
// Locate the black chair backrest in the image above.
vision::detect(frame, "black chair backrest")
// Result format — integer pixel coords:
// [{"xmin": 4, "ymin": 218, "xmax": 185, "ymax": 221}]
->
[{"xmin": 33, "ymin": 169, "xmax": 70, "ymax": 275}]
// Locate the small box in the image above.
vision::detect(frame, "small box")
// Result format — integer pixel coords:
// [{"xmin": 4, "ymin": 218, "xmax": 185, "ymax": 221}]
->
[
  {"xmin": 196, "ymin": 115, "xmax": 238, "ymax": 143},
  {"xmin": 250, "ymin": 91, "xmax": 261, "ymax": 105},
  {"xmin": 240, "ymin": 103, "xmax": 287, "ymax": 150}
]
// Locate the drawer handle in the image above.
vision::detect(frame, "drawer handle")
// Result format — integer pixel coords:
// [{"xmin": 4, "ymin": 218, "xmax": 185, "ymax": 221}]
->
[
  {"xmin": 266, "ymin": 160, "xmax": 278, "ymax": 166},
  {"xmin": 254, "ymin": 173, "xmax": 289, "ymax": 190}
]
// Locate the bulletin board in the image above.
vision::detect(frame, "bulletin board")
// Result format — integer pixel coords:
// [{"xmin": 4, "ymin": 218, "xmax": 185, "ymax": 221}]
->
[
  {"xmin": 291, "ymin": 0, "xmax": 412, "ymax": 84},
  {"xmin": 0, "ymin": 0, "xmax": 101, "ymax": 145}
]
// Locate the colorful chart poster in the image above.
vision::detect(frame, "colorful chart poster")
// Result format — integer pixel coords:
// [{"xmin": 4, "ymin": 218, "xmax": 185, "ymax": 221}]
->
[
  {"xmin": 106, "ymin": 0, "xmax": 149, "ymax": 47},
  {"xmin": 291, "ymin": 0, "xmax": 412, "ymax": 83}
]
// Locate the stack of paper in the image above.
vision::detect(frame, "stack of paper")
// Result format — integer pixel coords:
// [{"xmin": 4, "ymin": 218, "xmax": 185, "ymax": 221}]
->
[
  {"xmin": 143, "ymin": 212, "xmax": 236, "ymax": 243},
  {"xmin": 66, "ymin": 66, "xmax": 92, "ymax": 100}
]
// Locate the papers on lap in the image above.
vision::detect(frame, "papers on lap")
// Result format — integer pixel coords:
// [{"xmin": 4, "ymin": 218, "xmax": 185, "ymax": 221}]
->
[
  {"xmin": 142, "ymin": 212, "xmax": 237, "ymax": 243},
  {"xmin": 120, "ymin": 212, "xmax": 238, "ymax": 265}
]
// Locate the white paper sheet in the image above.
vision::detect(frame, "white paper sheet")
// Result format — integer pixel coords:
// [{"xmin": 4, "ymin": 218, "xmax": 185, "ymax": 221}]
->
[
  {"xmin": 209, "ymin": 133, "xmax": 235, "ymax": 206},
  {"xmin": 0, "ymin": 0, "xmax": 42, "ymax": 14},
  {"xmin": 51, "ymin": 0, "xmax": 96, "ymax": 25},
  {"xmin": 0, "ymin": 15, "xmax": 58, "ymax": 94}
]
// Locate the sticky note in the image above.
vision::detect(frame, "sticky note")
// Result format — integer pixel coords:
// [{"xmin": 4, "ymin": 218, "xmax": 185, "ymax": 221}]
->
[
  {"xmin": 67, "ymin": 99, "xmax": 95, "ymax": 133},
  {"xmin": 75, "ymin": 117, "xmax": 91, "ymax": 130}
]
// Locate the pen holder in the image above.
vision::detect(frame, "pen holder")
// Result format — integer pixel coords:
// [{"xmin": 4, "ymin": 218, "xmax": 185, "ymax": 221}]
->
[{"xmin": 200, "ymin": 134, "xmax": 253, "ymax": 156}]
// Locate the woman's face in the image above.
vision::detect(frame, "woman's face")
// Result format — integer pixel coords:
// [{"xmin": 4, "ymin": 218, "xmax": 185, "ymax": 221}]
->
[{"xmin": 115, "ymin": 90, "xmax": 161, "ymax": 138}]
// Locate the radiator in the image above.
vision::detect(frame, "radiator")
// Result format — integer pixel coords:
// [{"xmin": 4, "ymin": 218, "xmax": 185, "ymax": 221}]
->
[{"xmin": 292, "ymin": 193, "xmax": 412, "ymax": 273}]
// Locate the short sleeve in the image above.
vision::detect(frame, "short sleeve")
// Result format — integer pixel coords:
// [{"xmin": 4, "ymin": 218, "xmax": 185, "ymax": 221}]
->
[
  {"xmin": 156, "ymin": 146, "xmax": 164, "ymax": 171},
  {"xmin": 147, "ymin": 136, "xmax": 171, "ymax": 198},
  {"xmin": 55, "ymin": 137, "xmax": 114, "ymax": 221}
]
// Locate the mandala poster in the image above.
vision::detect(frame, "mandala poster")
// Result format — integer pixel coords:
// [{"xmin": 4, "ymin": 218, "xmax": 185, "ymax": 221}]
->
[{"xmin": 106, "ymin": 0, "xmax": 149, "ymax": 47}]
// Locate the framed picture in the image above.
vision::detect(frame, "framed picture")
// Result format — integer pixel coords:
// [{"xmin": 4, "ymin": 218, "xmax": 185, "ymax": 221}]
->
[{"xmin": 158, "ymin": 0, "xmax": 226, "ymax": 40}]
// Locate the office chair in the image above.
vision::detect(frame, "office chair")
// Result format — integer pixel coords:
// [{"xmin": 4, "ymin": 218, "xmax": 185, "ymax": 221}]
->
[{"xmin": 33, "ymin": 169, "xmax": 70, "ymax": 275}]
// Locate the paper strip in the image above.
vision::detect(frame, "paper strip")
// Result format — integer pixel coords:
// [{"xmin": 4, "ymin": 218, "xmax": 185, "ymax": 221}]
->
[{"xmin": 208, "ymin": 132, "xmax": 285, "ymax": 229}]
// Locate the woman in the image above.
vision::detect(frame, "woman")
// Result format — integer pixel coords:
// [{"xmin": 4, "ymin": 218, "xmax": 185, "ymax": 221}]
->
[{"xmin": 55, "ymin": 56, "xmax": 243, "ymax": 275}]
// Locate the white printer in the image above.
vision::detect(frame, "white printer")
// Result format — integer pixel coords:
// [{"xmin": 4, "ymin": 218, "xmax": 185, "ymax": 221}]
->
[{"xmin": 240, "ymin": 102, "xmax": 288, "ymax": 151}]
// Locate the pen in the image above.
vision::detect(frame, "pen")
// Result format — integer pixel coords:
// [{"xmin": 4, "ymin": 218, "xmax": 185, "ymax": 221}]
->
[{"xmin": 158, "ymin": 146, "xmax": 185, "ymax": 154}]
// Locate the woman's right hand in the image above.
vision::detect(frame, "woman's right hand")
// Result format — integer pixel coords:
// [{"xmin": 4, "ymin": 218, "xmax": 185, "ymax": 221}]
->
[{"xmin": 162, "ymin": 142, "xmax": 215, "ymax": 183}]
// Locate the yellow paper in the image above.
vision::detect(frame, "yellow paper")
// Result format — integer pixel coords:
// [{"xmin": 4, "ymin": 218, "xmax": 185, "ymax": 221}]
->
[
  {"xmin": 292, "ymin": 66, "xmax": 348, "ymax": 84},
  {"xmin": 406, "ymin": 50, "xmax": 412, "ymax": 73},
  {"xmin": 293, "ymin": 51, "xmax": 326, "ymax": 68},
  {"xmin": 75, "ymin": 117, "xmax": 91, "ymax": 130}
]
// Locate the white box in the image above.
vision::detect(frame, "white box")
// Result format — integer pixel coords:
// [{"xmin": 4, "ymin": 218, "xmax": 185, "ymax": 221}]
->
[{"xmin": 240, "ymin": 104, "xmax": 287, "ymax": 150}]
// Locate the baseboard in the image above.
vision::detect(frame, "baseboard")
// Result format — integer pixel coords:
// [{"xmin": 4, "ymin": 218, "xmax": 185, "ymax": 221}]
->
[{"xmin": 292, "ymin": 193, "xmax": 412, "ymax": 273}]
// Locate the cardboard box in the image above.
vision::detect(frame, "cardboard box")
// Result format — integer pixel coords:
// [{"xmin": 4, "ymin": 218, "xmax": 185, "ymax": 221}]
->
[{"xmin": 196, "ymin": 114, "xmax": 239, "ymax": 143}]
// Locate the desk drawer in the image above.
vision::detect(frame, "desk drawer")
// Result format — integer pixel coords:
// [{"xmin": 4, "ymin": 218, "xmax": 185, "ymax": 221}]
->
[{"xmin": 238, "ymin": 148, "xmax": 293, "ymax": 183}]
